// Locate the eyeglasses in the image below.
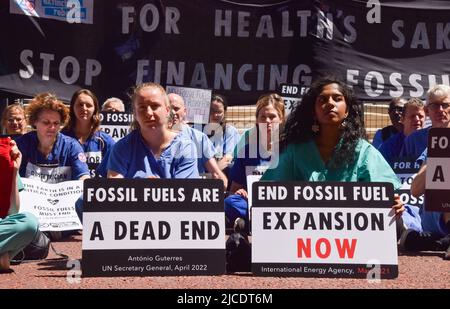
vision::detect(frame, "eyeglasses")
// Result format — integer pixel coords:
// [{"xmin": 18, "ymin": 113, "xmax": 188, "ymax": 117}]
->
[
  {"xmin": 389, "ymin": 106, "xmax": 404, "ymax": 113},
  {"xmin": 427, "ymin": 103, "xmax": 450, "ymax": 111},
  {"xmin": 38, "ymin": 119, "xmax": 61, "ymax": 127}
]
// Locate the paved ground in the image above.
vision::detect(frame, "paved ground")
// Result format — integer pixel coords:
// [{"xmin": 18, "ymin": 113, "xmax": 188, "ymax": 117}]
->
[{"xmin": 1, "ymin": 235, "xmax": 449, "ymax": 289}]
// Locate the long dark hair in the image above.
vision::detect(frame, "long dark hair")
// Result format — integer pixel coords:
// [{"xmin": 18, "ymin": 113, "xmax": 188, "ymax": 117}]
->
[
  {"xmin": 210, "ymin": 94, "xmax": 228, "ymax": 132},
  {"xmin": 282, "ymin": 77, "xmax": 366, "ymax": 168},
  {"xmin": 64, "ymin": 89, "xmax": 100, "ymax": 135}
]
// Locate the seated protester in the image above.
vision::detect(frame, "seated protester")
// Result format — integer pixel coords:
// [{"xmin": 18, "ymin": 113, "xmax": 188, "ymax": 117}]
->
[
  {"xmin": 204, "ymin": 94, "xmax": 240, "ymax": 171},
  {"xmin": 101, "ymin": 97, "xmax": 125, "ymax": 113},
  {"xmin": 16, "ymin": 93, "xmax": 90, "ymax": 183},
  {"xmin": 62, "ymin": 89, "xmax": 115, "ymax": 178},
  {"xmin": 107, "ymin": 83, "xmax": 199, "ymax": 179},
  {"xmin": 1, "ymin": 103, "xmax": 28, "ymax": 139},
  {"xmin": 401, "ymin": 84, "xmax": 450, "ymax": 159},
  {"xmin": 261, "ymin": 77, "xmax": 404, "ymax": 218},
  {"xmin": 379, "ymin": 98, "xmax": 425, "ymax": 165},
  {"xmin": 167, "ymin": 93, "xmax": 228, "ymax": 189},
  {"xmin": 0, "ymin": 138, "xmax": 38, "ymax": 271},
  {"xmin": 372, "ymin": 97, "xmax": 406, "ymax": 149},
  {"xmin": 224, "ymin": 94, "xmax": 285, "ymax": 227},
  {"xmin": 400, "ymin": 148, "xmax": 450, "ymax": 260}
]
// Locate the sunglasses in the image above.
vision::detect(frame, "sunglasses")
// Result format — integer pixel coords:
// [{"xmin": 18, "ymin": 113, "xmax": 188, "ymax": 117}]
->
[{"xmin": 389, "ymin": 106, "xmax": 404, "ymax": 113}]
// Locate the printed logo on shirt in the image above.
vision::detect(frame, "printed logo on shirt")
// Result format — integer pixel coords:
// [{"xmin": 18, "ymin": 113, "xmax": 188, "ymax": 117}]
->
[
  {"xmin": 26, "ymin": 162, "xmax": 72, "ymax": 184},
  {"xmin": 78, "ymin": 152, "xmax": 87, "ymax": 163},
  {"xmin": 85, "ymin": 151, "xmax": 102, "ymax": 164}
]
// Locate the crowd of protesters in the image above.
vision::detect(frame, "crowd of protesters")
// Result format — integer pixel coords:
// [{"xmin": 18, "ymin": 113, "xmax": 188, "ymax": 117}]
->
[{"xmin": 0, "ymin": 78, "xmax": 449, "ymax": 273}]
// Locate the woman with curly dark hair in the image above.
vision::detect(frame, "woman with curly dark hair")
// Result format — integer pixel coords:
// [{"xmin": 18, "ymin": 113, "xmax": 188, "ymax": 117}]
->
[
  {"xmin": 17, "ymin": 93, "xmax": 90, "ymax": 183},
  {"xmin": 262, "ymin": 77, "xmax": 404, "ymax": 216},
  {"xmin": 281, "ymin": 77, "xmax": 366, "ymax": 169}
]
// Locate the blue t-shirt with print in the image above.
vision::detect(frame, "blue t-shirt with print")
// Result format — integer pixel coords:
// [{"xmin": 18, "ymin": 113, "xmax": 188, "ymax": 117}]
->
[
  {"xmin": 17, "ymin": 131, "xmax": 89, "ymax": 183},
  {"xmin": 62, "ymin": 129, "xmax": 115, "ymax": 177},
  {"xmin": 107, "ymin": 130, "xmax": 199, "ymax": 179}
]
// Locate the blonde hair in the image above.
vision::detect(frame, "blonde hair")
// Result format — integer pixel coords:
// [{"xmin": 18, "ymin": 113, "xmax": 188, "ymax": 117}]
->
[
  {"xmin": 130, "ymin": 82, "xmax": 169, "ymax": 130},
  {"xmin": 1, "ymin": 103, "xmax": 26, "ymax": 133},
  {"xmin": 255, "ymin": 93, "xmax": 286, "ymax": 123},
  {"xmin": 402, "ymin": 98, "xmax": 424, "ymax": 117}
]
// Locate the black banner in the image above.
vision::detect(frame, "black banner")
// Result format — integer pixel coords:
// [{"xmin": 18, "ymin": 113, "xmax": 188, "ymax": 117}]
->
[
  {"xmin": 1, "ymin": 1, "xmax": 450, "ymax": 105},
  {"xmin": 252, "ymin": 181, "xmax": 394, "ymax": 208},
  {"xmin": 425, "ymin": 128, "xmax": 450, "ymax": 212},
  {"xmin": 82, "ymin": 178, "xmax": 226, "ymax": 277},
  {"xmin": 83, "ymin": 178, "xmax": 224, "ymax": 212},
  {"xmin": 252, "ymin": 263, "xmax": 398, "ymax": 279},
  {"xmin": 83, "ymin": 249, "xmax": 225, "ymax": 277}
]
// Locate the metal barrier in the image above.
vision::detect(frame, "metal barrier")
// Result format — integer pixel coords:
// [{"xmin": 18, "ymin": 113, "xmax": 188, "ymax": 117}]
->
[{"xmin": 226, "ymin": 102, "xmax": 391, "ymax": 142}]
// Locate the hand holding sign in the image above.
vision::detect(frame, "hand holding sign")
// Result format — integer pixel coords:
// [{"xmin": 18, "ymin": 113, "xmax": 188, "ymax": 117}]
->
[
  {"xmin": 235, "ymin": 189, "xmax": 248, "ymax": 199},
  {"xmin": 392, "ymin": 194, "xmax": 405, "ymax": 218}
]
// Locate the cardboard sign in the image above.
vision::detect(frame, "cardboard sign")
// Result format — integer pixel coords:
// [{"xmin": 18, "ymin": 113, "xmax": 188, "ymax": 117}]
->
[
  {"xmin": 251, "ymin": 182, "xmax": 398, "ymax": 279},
  {"xmin": 99, "ymin": 112, "xmax": 133, "ymax": 142},
  {"xmin": 425, "ymin": 128, "xmax": 450, "ymax": 212},
  {"xmin": 82, "ymin": 178, "xmax": 225, "ymax": 277},
  {"xmin": 166, "ymin": 85, "xmax": 212, "ymax": 124},
  {"xmin": 19, "ymin": 178, "xmax": 83, "ymax": 231}
]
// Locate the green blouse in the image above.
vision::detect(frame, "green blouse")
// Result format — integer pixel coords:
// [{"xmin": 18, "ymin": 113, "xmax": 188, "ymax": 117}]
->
[{"xmin": 261, "ymin": 139, "xmax": 401, "ymax": 189}]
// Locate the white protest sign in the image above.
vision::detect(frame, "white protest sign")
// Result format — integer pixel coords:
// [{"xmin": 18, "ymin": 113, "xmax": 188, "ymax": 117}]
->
[
  {"xmin": 246, "ymin": 174, "xmax": 262, "ymax": 216},
  {"xmin": 251, "ymin": 182, "xmax": 398, "ymax": 279},
  {"xmin": 19, "ymin": 178, "xmax": 83, "ymax": 231},
  {"xmin": 82, "ymin": 178, "xmax": 225, "ymax": 277},
  {"xmin": 278, "ymin": 83, "xmax": 308, "ymax": 116},
  {"xmin": 166, "ymin": 85, "xmax": 212, "ymax": 124},
  {"xmin": 99, "ymin": 112, "xmax": 133, "ymax": 142},
  {"xmin": 392, "ymin": 160, "xmax": 423, "ymax": 208}
]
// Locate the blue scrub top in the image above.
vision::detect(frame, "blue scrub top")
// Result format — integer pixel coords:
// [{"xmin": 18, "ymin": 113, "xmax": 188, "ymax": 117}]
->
[
  {"xmin": 205, "ymin": 124, "xmax": 240, "ymax": 159},
  {"xmin": 379, "ymin": 132, "xmax": 406, "ymax": 166},
  {"xmin": 230, "ymin": 139, "xmax": 271, "ymax": 191},
  {"xmin": 16, "ymin": 131, "xmax": 90, "ymax": 183},
  {"xmin": 62, "ymin": 129, "xmax": 115, "ymax": 177},
  {"xmin": 107, "ymin": 129, "xmax": 200, "ymax": 179},
  {"xmin": 178, "ymin": 125, "xmax": 216, "ymax": 174},
  {"xmin": 400, "ymin": 127, "xmax": 430, "ymax": 161},
  {"xmin": 62, "ymin": 130, "xmax": 115, "ymax": 159}
]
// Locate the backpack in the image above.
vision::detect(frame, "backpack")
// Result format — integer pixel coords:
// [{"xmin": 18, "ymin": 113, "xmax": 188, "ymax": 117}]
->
[
  {"xmin": 225, "ymin": 232, "xmax": 251, "ymax": 273},
  {"xmin": 11, "ymin": 229, "xmax": 50, "ymax": 263}
]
